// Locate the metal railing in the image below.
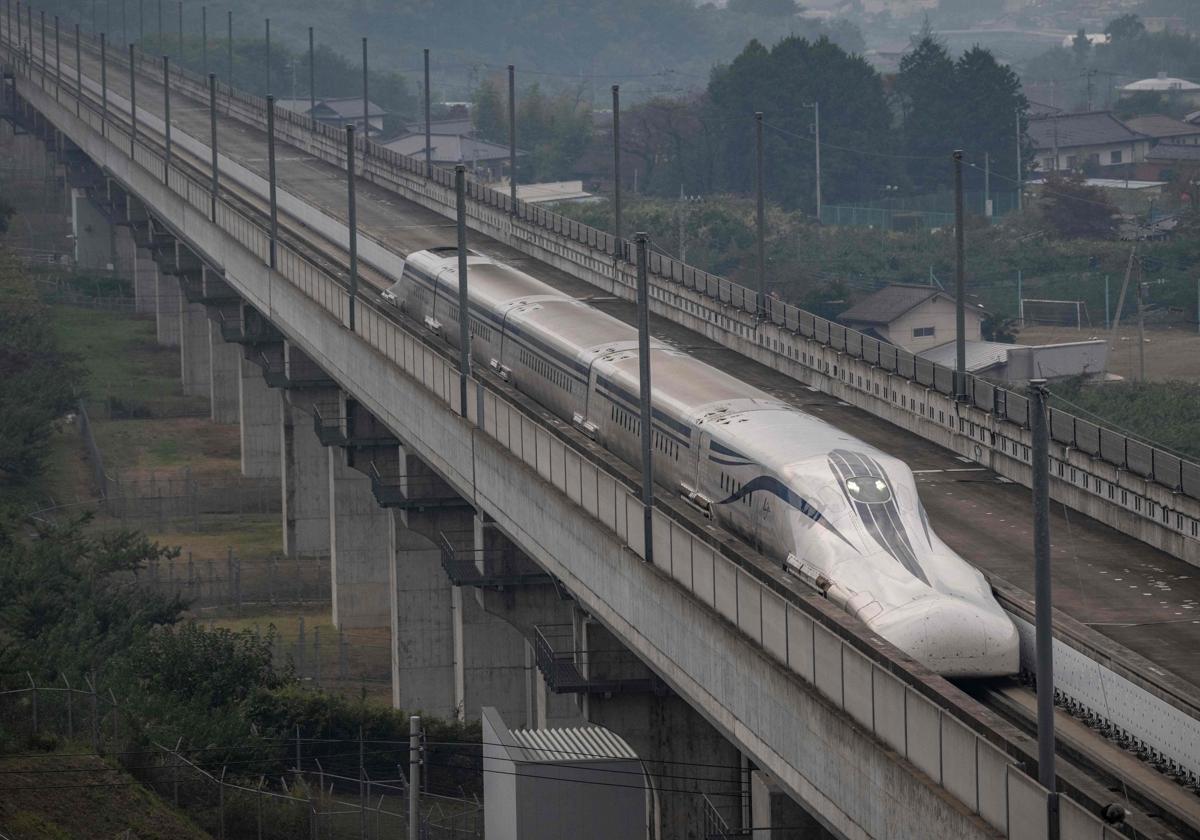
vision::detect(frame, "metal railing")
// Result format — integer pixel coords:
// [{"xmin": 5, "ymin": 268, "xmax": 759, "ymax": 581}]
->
[
  {"xmin": 435, "ymin": 532, "xmax": 551, "ymax": 589},
  {"xmin": 532, "ymin": 624, "xmax": 661, "ymax": 695}
]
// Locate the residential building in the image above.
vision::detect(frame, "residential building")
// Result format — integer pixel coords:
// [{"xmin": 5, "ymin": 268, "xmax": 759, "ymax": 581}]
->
[
  {"xmin": 1137, "ymin": 143, "xmax": 1200, "ymax": 183},
  {"xmin": 1027, "ymin": 111, "xmax": 1149, "ymax": 173},
  {"xmin": 381, "ymin": 133, "xmax": 524, "ymax": 181},
  {"xmin": 1122, "ymin": 114, "xmax": 1200, "ymax": 146},
  {"xmin": 276, "ymin": 97, "xmax": 387, "ymax": 137},
  {"xmin": 838, "ymin": 284, "xmax": 987, "ymax": 354}
]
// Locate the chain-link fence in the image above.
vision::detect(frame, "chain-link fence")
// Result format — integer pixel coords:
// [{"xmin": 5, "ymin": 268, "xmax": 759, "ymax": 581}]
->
[{"xmin": 0, "ymin": 683, "xmax": 483, "ymax": 840}]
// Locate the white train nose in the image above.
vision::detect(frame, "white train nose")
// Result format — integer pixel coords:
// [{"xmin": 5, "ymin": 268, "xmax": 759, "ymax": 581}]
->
[{"xmin": 869, "ymin": 596, "xmax": 1019, "ymax": 678}]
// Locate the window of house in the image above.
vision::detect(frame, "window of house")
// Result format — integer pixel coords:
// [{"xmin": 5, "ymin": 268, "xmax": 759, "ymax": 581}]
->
[
  {"xmin": 1066, "ymin": 155, "xmax": 1079, "ymax": 169},
  {"xmin": 1042, "ymin": 158, "xmax": 1055, "ymax": 170},
  {"xmin": 1110, "ymin": 150, "xmax": 1123, "ymax": 164},
  {"xmin": 912, "ymin": 326, "xmax": 935, "ymax": 338}
]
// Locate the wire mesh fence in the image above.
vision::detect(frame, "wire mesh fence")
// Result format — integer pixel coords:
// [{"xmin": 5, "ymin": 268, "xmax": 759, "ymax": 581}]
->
[{"xmin": 0, "ymin": 683, "xmax": 483, "ymax": 839}]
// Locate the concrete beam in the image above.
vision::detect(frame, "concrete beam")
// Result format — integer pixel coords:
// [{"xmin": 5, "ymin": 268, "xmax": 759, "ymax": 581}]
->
[{"xmin": 154, "ymin": 268, "xmax": 181, "ymax": 347}]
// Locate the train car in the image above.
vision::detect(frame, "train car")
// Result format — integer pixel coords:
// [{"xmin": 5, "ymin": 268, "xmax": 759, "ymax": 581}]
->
[{"xmin": 384, "ymin": 247, "xmax": 1019, "ymax": 677}]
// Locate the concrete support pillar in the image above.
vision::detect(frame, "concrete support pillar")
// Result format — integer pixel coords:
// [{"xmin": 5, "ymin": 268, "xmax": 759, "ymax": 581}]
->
[
  {"xmin": 751, "ymin": 770, "xmax": 832, "ymax": 840},
  {"xmin": 328, "ymin": 445, "xmax": 393, "ymax": 630},
  {"xmin": 113, "ymin": 225, "xmax": 145, "ymax": 312},
  {"xmin": 69, "ymin": 187, "xmax": 113, "ymax": 269},
  {"xmin": 239, "ymin": 357, "xmax": 282, "ymax": 478},
  {"xmin": 389, "ymin": 514, "xmax": 456, "ymax": 715},
  {"xmin": 132, "ymin": 246, "xmax": 158, "ymax": 315},
  {"xmin": 178, "ymin": 292, "xmax": 211, "ymax": 399},
  {"xmin": 155, "ymin": 271, "xmax": 181, "ymax": 346},
  {"xmin": 208, "ymin": 320, "xmax": 241, "ymax": 424},
  {"xmin": 581, "ymin": 618, "xmax": 745, "ymax": 840},
  {"xmin": 280, "ymin": 391, "xmax": 332, "ymax": 559}
]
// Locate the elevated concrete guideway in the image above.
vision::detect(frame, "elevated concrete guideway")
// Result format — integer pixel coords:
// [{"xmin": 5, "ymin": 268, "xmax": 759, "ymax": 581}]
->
[
  {"xmin": 5, "ymin": 26, "xmax": 1192, "ymax": 839},
  {"xmin": 43, "ymin": 26, "xmax": 1200, "ymax": 690}
]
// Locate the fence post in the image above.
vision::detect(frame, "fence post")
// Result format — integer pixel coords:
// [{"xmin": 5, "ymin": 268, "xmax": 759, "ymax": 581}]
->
[
  {"xmin": 314, "ymin": 627, "xmax": 321, "ymax": 687},
  {"xmin": 63, "ymin": 674, "xmax": 73, "ymax": 739},
  {"xmin": 27, "ymin": 673, "xmax": 38, "ymax": 735},
  {"xmin": 269, "ymin": 555, "xmax": 277, "ymax": 606},
  {"xmin": 88, "ymin": 674, "xmax": 99, "ymax": 752},
  {"xmin": 109, "ymin": 689, "xmax": 120, "ymax": 745},
  {"xmin": 234, "ymin": 557, "xmax": 241, "ymax": 612},
  {"xmin": 338, "ymin": 629, "xmax": 348, "ymax": 681},
  {"xmin": 217, "ymin": 766, "xmax": 227, "ymax": 840},
  {"xmin": 297, "ymin": 616, "xmax": 307, "ymax": 677}
]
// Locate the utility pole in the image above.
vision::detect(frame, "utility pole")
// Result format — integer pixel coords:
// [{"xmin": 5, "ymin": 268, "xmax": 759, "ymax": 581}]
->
[
  {"xmin": 408, "ymin": 716, "xmax": 421, "ymax": 840},
  {"xmin": 264, "ymin": 17, "xmax": 269, "ymax": 95},
  {"xmin": 208, "ymin": 73, "xmax": 217, "ymax": 222},
  {"xmin": 755, "ymin": 111, "xmax": 765, "ymax": 316},
  {"xmin": 611, "ymin": 85, "xmax": 623, "ymax": 249},
  {"xmin": 1104, "ymin": 275, "xmax": 1111, "ymax": 329},
  {"xmin": 455, "ymin": 164, "xmax": 471, "ymax": 419},
  {"xmin": 307, "ymin": 26, "xmax": 314, "ymax": 114},
  {"xmin": 953, "ymin": 150, "xmax": 967, "ymax": 401},
  {"xmin": 346, "ymin": 125, "xmax": 358, "ymax": 332},
  {"xmin": 267, "ymin": 95, "xmax": 278, "ymax": 268},
  {"xmin": 985, "ymin": 152, "xmax": 992, "ymax": 218},
  {"xmin": 508, "ymin": 64, "xmax": 517, "ymax": 212},
  {"xmin": 1017, "ymin": 269, "xmax": 1023, "ymax": 326},
  {"xmin": 1110, "ymin": 247, "xmax": 1137, "ymax": 332},
  {"xmin": 361, "ymin": 37, "xmax": 368, "ymax": 157},
  {"xmin": 1029, "ymin": 377, "xmax": 1058, "ymax": 836},
  {"xmin": 422, "ymin": 48, "xmax": 431, "ymax": 176},
  {"xmin": 162, "ymin": 55, "xmax": 171, "ymax": 175},
  {"xmin": 678, "ymin": 184, "xmax": 685, "ymax": 262},
  {"xmin": 634, "ymin": 232, "xmax": 655, "ymax": 566},
  {"xmin": 1015, "ymin": 109, "xmax": 1023, "ymax": 212},
  {"xmin": 813, "ymin": 101, "xmax": 822, "ymax": 223},
  {"xmin": 1137, "ymin": 280, "xmax": 1147, "ymax": 382}
]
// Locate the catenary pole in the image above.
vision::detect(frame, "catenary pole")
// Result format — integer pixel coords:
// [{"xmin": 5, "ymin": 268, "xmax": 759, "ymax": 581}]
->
[
  {"xmin": 755, "ymin": 111, "xmax": 765, "ymax": 316},
  {"xmin": 99, "ymin": 32, "xmax": 107, "ymax": 137},
  {"xmin": 635, "ymin": 232, "xmax": 655, "ymax": 565},
  {"xmin": 200, "ymin": 5, "xmax": 205, "ymax": 78},
  {"xmin": 953, "ymin": 150, "xmax": 967, "ymax": 400},
  {"xmin": 264, "ymin": 17, "xmax": 269, "ymax": 95},
  {"xmin": 612, "ymin": 84, "xmax": 621, "ymax": 247},
  {"xmin": 455, "ymin": 164, "xmax": 471, "ymax": 418},
  {"xmin": 74, "ymin": 23, "xmax": 80, "ymax": 116},
  {"xmin": 208, "ymin": 72, "xmax": 217, "ymax": 222},
  {"xmin": 422, "ymin": 47, "xmax": 430, "ymax": 176},
  {"xmin": 1029, "ymin": 377, "xmax": 1058, "ymax": 835},
  {"xmin": 128, "ymin": 42, "xmax": 136, "ymax": 157},
  {"xmin": 508, "ymin": 64, "xmax": 517, "ymax": 211},
  {"xmin": 267, "ymin": 94, "xmax": 278, "ymax": 268},
  {"xmin": 307, "ymin": 26, "xmax": 314, "ymax": 113},
  {"xmin": 813, "ymin": 101, "xmax": 822, "ymax": 222},
  {"xmin": 175, "ymin": 0, "xmax": 179, "ymax": 58},
  {"xmin": 225, "ymin": 9, "xmax": 230, "ymax": 86},
  {"xmin": 346, "ymin": 124, "xmax": 358, "ymax": 332},
  {"xmin": 361, "ymin": 37, "xmax": 368, "ymax": 156},
  {"xmin": 162, "ymin": 56, "xmax": 171, "ymax": 173}
]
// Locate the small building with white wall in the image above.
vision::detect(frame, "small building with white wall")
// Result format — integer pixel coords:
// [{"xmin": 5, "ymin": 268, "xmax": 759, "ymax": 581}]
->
[
  {"xmin": 481, "ymin": 706, "xmax": 649, "ymax": 840},
  {"xmin": 839, "ymin": 283, "xmax": 987, "ymax": 354}
]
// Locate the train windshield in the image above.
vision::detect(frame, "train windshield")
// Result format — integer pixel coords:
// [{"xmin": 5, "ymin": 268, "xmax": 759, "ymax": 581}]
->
[{"xmin": 844, "ymin": 476, "xmax": 892, "ymax": 504}]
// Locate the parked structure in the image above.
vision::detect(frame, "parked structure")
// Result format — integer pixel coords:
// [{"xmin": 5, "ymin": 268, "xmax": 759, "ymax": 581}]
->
[
  {"xmin": 839, "ymin": 283, "xmax": 986, "ymax": 354},
  {"xmin": 482, "ymin": 707, "xmax": 648, "ymax": 840},
  {"xmin": 276, "ymin": 97, "xmax": 388, "ymax": 137},
  {"xmin": 1028, "ymin": 111, "xmax": 1149, "ymax": 173},
  {"xmin": 918, "ymin": 339, "xmax": 1109, "ymax": 384},
  {"xmin": 1119, "ymin": 73, "xmax": 1200, "ymax": 107}
]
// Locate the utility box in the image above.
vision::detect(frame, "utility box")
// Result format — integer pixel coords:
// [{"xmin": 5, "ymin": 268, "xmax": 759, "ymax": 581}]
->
[{"xmin": 482, "ymin": 706, "xmax": 648, "ymax": 840}]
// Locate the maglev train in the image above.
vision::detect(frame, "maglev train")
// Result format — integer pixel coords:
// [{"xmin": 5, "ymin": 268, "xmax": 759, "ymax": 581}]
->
[{"xmin": 383, "ymin": 247, "xmax": 1019, "ymax": 677}]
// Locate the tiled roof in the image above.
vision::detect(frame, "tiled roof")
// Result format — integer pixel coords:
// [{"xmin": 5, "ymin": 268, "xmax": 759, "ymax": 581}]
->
[
  {"xmin": 1123, "ymin": 115, "xmax": 1200, "ymax": 139},
  {"xmin": 1028, "ymin": 111, "xmax": 1142, "ymax": 152}
]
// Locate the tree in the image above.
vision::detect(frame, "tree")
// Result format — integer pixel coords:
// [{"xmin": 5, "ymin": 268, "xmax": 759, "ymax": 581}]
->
[
  {"xmin": 0, "ymin": 257, "xmax": 84, "ymax": 484},
  {"xmin": 1104, "ymin": 14, "xmax": 1146, "ymax": 42},
  {"xmin": 1040, "ymin": 172, "xmax": 1120, "ymax": 239},
  {"xmin": 1072, "ymin": 28, "xmax": 1092, "ymax": 65},
  {"xmin": 895, "ymin": 32, "xmax": 958, "ymax": 190},
  {"xmin": 705, "ymin": 36, "xmax": 892, "ymax": 208},
  {"xmin": 471, "ymin": 78, "xmax": 506, "ymax": 144},
  {"xmin": 955, "ymin": 46, "xmax": 1030, "ymax": 186}
]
